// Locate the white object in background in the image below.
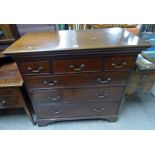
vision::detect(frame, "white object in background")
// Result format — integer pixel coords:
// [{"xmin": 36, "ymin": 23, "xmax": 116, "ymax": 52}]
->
[
  {"xmin": 136, "ymin": 54, "xmax": 155, "ymax": 70},
  {"xmin": 151, "ymin": 83, "xmax": 155, "ymax": 97}
]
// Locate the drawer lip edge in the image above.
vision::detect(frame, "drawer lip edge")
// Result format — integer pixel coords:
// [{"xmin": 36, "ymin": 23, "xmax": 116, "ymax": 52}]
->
[
  {"xmin": 33, "ymin": 99, "xmax": 122, "ymax": 107},
  {"xmin": 27, "ymin": 84, "xmax": 127, "ymax": 91},
  {"xmin": 37, "ymin": 115, "xmax": 118, "ymax": 120}
]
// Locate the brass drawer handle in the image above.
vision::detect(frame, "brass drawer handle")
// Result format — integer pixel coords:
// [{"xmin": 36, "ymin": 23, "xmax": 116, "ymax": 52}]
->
[
  {"xmin": 93, "ymin": 107, "xmax": 105, "ymax": 112},
  {"xmin": 112, "ymin": 62, "xmax": 127, "ymax": 69},
  {"xmin": 0, "ymin": 100, "xmax": 6, "ymax": 106},
  {"xmin": 28, "ymin": 66, "xmax": 43, "ymax": 73},
  {"xmin": 51, "ymin": 109, "xmax": 62, "ymax": 114},
  {"xmin": 43, "ymin": 80, "xmax": 58, "ymax": 86},
  {"xmin": 69, "ymin": 64, "xmax": 85, "ymax": 71},
  {"xmin": 48, "ymin": 96, "xmax": 60, "ymax": 101},
  {"xmin": 95, "ymin": 93, "xmax": 108, "ymax": 98},
  {"xmin": 97, "ymin": 77, "xmax": 111, "ymax": 84}
]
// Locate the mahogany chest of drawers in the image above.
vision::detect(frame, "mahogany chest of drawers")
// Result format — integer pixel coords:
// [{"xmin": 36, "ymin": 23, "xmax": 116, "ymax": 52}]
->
[{"xmin": 3, "ymin": 28, "xmax": 150, "ymax": 126}]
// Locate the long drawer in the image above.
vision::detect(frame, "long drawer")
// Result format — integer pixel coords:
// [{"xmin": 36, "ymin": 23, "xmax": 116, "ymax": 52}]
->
[
  {"xmin": 36, "ymin": 101, "xmax": 119, "ymax": 119},
  {"xmin": 29, "ymin": 86, "xmax": 124, "ymax": 106},
  {"xmin": 24, "ymin": 71, "xmax": 130, "ymax": 90}
]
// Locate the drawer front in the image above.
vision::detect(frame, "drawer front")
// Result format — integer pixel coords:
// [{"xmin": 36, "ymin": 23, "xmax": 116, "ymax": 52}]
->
[
  {"xmin": 0, "ymin": 88, "xmax": 17, "ymax": 96},
  {"xmin": 36, "ymin": 101, "xmax": 119, "ymax": 119},
  {"xmin": 0, "ymin": 95, "xmax": 19, "ymax": 108},
  {"xmin": 52, "ymin": 58, "xmax": 102, "ymax": 74},
  {"xmin": 29, "ymin": 86, "xmax": 124, "ymax": 106},
  {"xmin": 18, "ymin": 61, "xmax": 50, "ymax": 75},
  {"xmin": 104, "ymin": 56, "xmax": 135, "ymax": 70},
  {"xmin": 24, "ymin": 72, "xmax": 130, "ymax": 89}
]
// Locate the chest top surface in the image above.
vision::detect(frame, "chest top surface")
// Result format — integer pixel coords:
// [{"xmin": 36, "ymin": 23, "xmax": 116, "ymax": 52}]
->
[{"xmin": 3, "ymin": 28, "xmax": 150, "ymax": 55}]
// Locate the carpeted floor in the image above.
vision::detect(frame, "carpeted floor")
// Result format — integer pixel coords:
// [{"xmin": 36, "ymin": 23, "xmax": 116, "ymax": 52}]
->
[{"xmin": 0, "ymin": 92, "xmax": 155, "ymax": 130}]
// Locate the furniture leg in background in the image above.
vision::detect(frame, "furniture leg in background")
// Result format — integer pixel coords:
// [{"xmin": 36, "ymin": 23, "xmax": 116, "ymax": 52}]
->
[{"xmin": 0, "ymin": 62, "xmax": 35, "ymax": 125}]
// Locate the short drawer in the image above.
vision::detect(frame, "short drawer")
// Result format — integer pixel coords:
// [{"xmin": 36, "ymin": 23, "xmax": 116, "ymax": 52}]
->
[
  {"xmin": 52, "ymin": 58, "xmax": 102, "ymax": 74},
  {"xmin": 104, "ymin": 56, "xmax": 135, "ymax": 70},
  {"xmin": 18, "ymin": 61, "xmax": 50, "ymax": 75},
  {"xmin": 0, "ymin": 95, "xmax": 20, "ymax": 108},
  {"xmin": 29, "ymin": 86, "xmax": 124, "ymax": 106},
  {"xmin": 36, "ymin": 101, "xmax": 119, "ymax": 119},
  {"xmin": 24, "ymin": 71, "xmax": 130, "ymax": 89}
]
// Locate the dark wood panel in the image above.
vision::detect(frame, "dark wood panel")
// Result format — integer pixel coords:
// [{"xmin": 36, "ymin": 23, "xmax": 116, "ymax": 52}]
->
[
  {"xmin": 36, "ymin": 101, "xmax": 119, "ymax": 119},
  {"xmin": 0, "ymin": 95, "xmax": 20, "ymax": 108},
  {"xmin": 0, "ymin": 88, "xmax": 17, "ymax": 96},
  {"xmin": 24, "ymin": 71, "xmax": 130, "ymax": 90},
  {"xmin": 29, "ymin": 86, "xmax": 124, "ymax": 106},
  {"xmin": 52, "ymin": 58, "xmax": 102, "ymax": 74},
  {"xmin": 18, "ymin": 61, "xmax": 50, "ymax": 75},
  {"xmin": 103, "ymin": 56, "xmax": 135, "ymax": 70}
]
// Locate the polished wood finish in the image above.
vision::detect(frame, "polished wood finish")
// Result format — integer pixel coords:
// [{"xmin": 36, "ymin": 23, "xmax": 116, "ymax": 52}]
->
[
  {"xmin": 52, "ymin": 58, "xmax": 102, "ymax": 73},
  {"xmin": 24, "ymin": 71, "xmax": 130, "ymax": 90},
  {"xmin": 103, "ymin": 56, "xmax": 136, "ymax": 70},
  {"xmin": 3, "ymin": 28, "xmax": 149, "ymax": 55},
  {"xmin": 3, "ymin": 28, "xmax": 150, "ymax": 126},
  {"xmin": 36, "ymin": 101, "xmax": 119, "ymax": 119},
  {"xmin": 29, "ymin": 86, "xmax": 124, "ymax": 106},
  {"xmin": 18, "ymin": 61, "xmax": 50, "ymax": 75}
]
